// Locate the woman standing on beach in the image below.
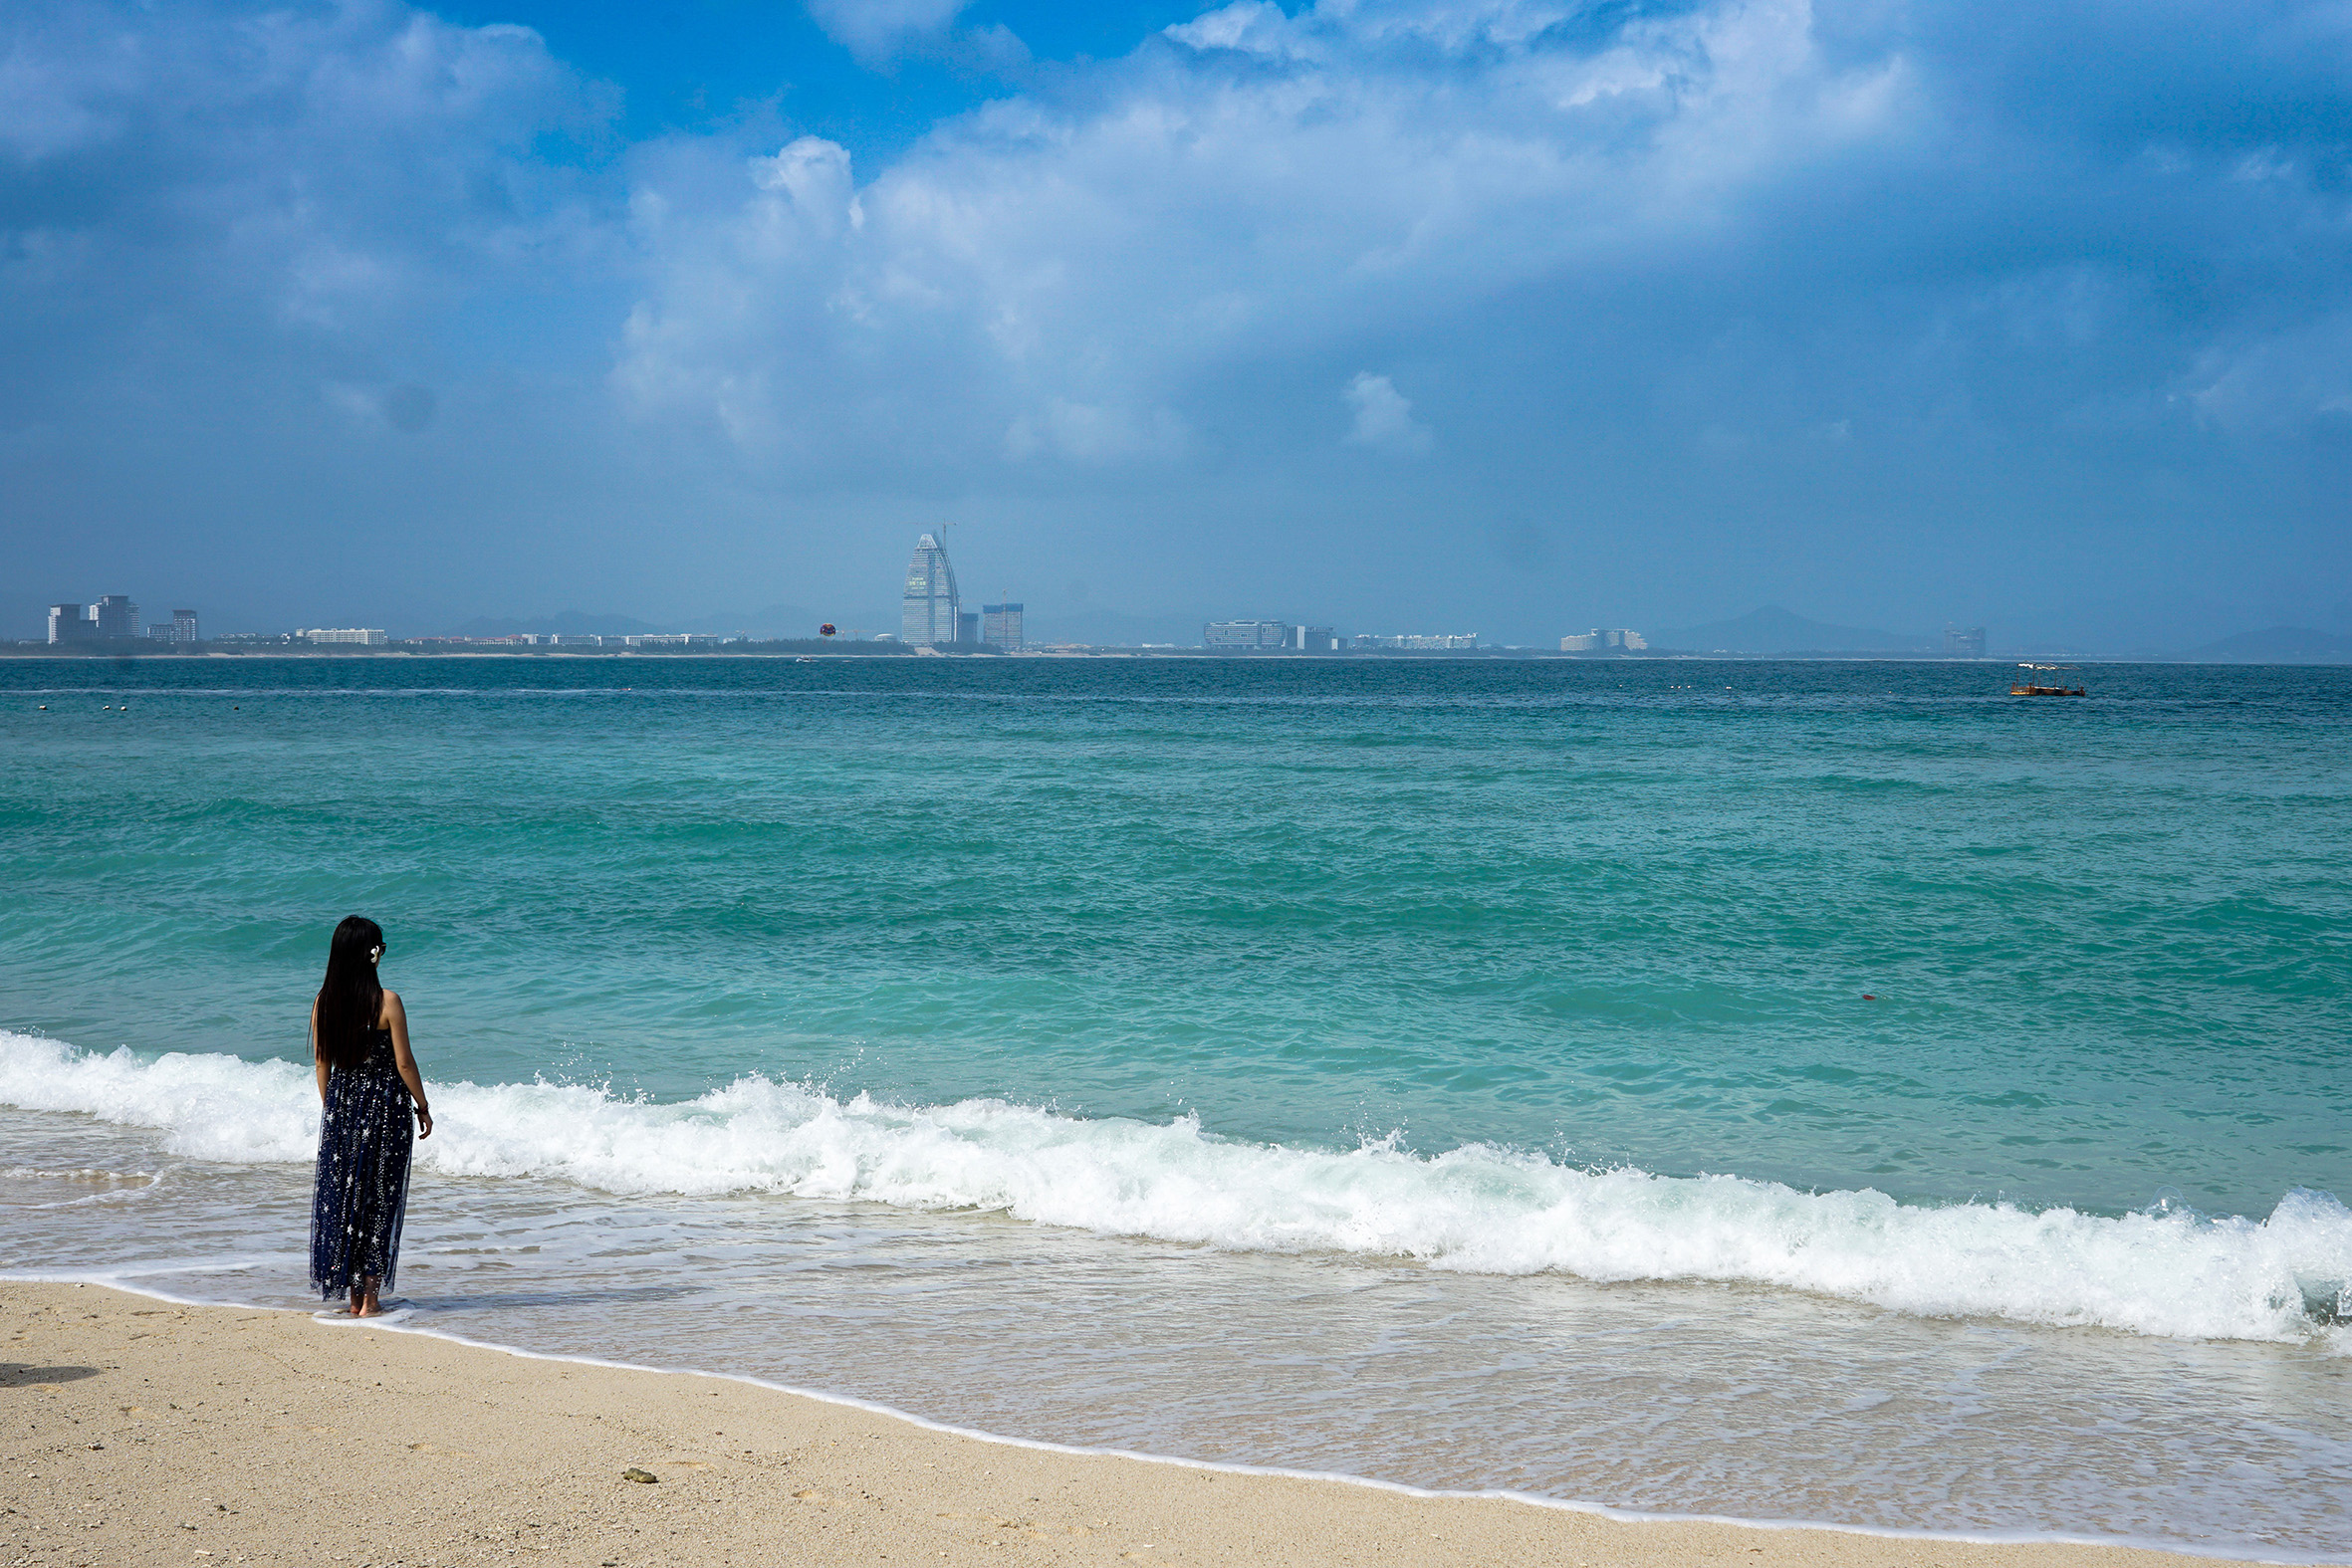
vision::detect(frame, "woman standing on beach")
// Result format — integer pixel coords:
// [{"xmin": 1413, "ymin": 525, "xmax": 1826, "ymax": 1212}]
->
[{"xmin": 309, "ymin": 916, "xmax": 433, "ymax": 1317}]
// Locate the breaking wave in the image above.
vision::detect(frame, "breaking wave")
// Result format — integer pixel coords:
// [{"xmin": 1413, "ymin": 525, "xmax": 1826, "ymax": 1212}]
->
[{"xmin": 3, "ymin": 1030, "xmax": 2345, "ymax": 1343}]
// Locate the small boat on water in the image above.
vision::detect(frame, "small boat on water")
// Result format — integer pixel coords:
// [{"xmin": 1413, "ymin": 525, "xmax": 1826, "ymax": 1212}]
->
[{"xmin": 2011, "ymin": 664, "xmax": 2086, "ymax": 697}]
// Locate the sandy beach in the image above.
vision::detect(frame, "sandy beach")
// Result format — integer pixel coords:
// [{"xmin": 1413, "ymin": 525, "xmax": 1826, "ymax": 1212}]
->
[{"xmin": 1, "ymin": 1280, "xmax": 2252, "ymax": 1568}]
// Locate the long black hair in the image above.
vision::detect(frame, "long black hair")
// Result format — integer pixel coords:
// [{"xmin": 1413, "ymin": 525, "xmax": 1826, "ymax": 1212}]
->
[{"xmin": 314, "ymin": 916, "xmax": 386, "ymax": 1070}]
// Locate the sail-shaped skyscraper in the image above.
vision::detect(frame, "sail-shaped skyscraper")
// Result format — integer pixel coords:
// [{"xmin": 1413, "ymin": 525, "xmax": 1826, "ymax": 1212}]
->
[{"xmin": 900, "ymin": 532, "xmax": 961, "ymax": 646}]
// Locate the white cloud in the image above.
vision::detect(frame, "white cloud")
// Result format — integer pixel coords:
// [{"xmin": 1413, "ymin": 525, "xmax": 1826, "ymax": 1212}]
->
[
  {"xmin": 804, "ymin": 0, "xmax": 980, "ymax": 63},
  {"xmin": 0, "ymin": 1, "xmax": 606, "ymax": 350},
  {"xmin": 612, "ymin": 0, "xmax": 1913, "ymax": 468},
  {"xmin": 0, "ymin": 14, "xmax": 141, "ymax": 160},
  {"xmin": 1343, "ymin": 372, "xmax": 1431, "ymax": 454},
  {"xmin": 751, "ymin": 137, "xmax": 864, "ymax": 240},
  {"xmin": 2182, "ymin": 314, "xmax": 2352, "ymax": 435},
  {"xmin": 1163, "ymin": 1, "xmax": 1301, "ymax": 59}
]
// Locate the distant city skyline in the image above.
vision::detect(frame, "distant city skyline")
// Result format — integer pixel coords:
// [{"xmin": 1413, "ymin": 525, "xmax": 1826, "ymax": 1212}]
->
[
  {"xmin": 21, "ymin": 509, "xmax": 2344, "ymax": 659},
  {"xmin": 10, "ymin": 503, "xmax": 2337, "ymax": 660},
  {"xmin": 21, "ymin": 569, "xmax": 2352, "ymax": 662},
  {"xmin": 44, "ymin": 596, "xmax": 199, "ymax": 646},
  {"xmin": 19, "ymin": 568, "xmax": 2342, "ymax": 664}
]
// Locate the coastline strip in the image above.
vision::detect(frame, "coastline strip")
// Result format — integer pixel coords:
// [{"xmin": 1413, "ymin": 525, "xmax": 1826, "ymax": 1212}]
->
[{"xmin": 0, "ymin": 1280, "xmax": 2276, "ymax": 1568}]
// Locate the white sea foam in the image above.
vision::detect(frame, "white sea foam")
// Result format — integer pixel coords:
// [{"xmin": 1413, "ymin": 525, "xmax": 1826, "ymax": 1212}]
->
[
  {"xmin": 0, "ymin": 1164, "xmax": 163, "ymax": 1208},
  {"xmin": 4, "ymin": 1029, "xmax": 2346, "ymax": 1344}
]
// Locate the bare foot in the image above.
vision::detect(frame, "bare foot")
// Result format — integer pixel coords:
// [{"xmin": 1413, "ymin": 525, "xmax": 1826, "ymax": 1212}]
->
[{"xmin": 355, "ymin": 1279, "xmax": 384, "ymax": 1317}]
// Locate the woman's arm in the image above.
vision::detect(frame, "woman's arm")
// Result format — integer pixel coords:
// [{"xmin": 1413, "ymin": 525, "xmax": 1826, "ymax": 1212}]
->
[
  {"xmin": 311, "ymin": 997, "xmax": 329, "ymax": 1103},
  {"xmin": 381, "ymin": 991, "xmax": 433, "ymax": 1139}
]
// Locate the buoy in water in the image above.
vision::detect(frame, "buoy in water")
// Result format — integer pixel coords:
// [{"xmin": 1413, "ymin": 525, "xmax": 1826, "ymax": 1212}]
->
[{"xmin": 1862, "ymin": 994, "xmax": 1879, "ymax": 1001}]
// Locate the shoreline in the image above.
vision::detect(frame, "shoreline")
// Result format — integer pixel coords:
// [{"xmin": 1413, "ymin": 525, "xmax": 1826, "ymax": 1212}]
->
[
  {"xmin": 2, "ymin": 649, "xmax": 2334, "ymax": 671},
  {"xmin": 0, "ymin": 1279, "xmax": 2291, "ymax": 1568},
  {"xmin": 0, "ymin": 648, "xmax": 2187, "ymax": 664}
]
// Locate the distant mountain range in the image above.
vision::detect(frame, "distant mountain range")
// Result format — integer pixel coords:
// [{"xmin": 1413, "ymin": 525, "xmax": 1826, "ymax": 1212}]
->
[
  {"xmin": 2172, "ymin": 626, "xmax": 2352, "ymax": 663},
  {"xmin": 1645, "ymin": 608, "xmax": 2352, "ymax": 661},
  {"xmin": 1650, "ymin": 604, "xmax": 1937, "ymax": 654}
]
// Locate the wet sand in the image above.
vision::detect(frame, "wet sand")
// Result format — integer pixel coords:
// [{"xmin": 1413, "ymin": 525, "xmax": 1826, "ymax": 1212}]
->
[{"xmin": 1, "ymin": 1280, "xmax": 2248, "ymax": 1568}]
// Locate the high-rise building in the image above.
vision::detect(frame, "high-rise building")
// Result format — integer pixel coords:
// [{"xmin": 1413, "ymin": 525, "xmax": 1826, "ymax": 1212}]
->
[
  {"xmin": 148, "ymin": 609, "xmax": 200, "ymax": 644},
  {"xmin": 901, "ymin": 533, "xmax": 961, "ymax": 647},
  {"xmin": 983, "ymin": 603, "xmax": 1025, "ymax": 651},
  {"xmin": 1204, "ymin": 620, "xmax": 1290, "ymax": 649},
  {"xmin": 93, "ymin": 595, "xmax": 138, "ymax": 637},
  {"xmin": 48, "ymin": 603, "xmax": 94, "ymax": 644},
  {"xmin": 1944, "ymin": 625, "xmax": 1987, "ymax": 657},
  {"xmin": 1560, "ymin": 628, "xmax": 1646, "ymax": 652},
  {"xmin": 1289, "ymin": 625, "xmax": 1337, "ymax": 652},
  {"xmin": 959, "ymin": 610, "xmax": 982, "ymax": 646}
]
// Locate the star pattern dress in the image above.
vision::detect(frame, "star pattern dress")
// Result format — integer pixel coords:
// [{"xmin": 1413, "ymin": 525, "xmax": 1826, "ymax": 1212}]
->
[{"xmin": 309, "ymin": 1026, "xmax": 415, "ymax": 1299}]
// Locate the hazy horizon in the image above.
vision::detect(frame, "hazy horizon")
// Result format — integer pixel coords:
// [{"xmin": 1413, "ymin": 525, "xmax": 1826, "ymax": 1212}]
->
[{"xmin": 8, "ymin": 0, "xmax": 2352, "ymax": 651}]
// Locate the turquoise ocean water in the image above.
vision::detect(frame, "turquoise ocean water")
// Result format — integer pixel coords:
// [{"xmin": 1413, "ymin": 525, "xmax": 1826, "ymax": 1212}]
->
[{"xmin": 3, "ymin": 657, "xmax": 2347, "ymax": 1554}]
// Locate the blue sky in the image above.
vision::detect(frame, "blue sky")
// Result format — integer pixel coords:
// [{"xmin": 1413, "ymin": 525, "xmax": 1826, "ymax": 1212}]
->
[{"xmin": 5, "ymin": 0, "xmax": 2352, "ymax": 647}]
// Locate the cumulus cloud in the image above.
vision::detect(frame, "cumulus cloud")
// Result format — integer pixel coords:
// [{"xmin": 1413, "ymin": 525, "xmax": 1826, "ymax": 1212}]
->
[
  {"xmin": 1343, "ymin": 372, "xmax": 1431, "ymax": 454},
  {"xmin": 751, "ymin": 137, "xmax": 865, "ymax": 238},
  {"xmin": 0, "ymin": 0, "xmax": 611, "ymax": 419},
  {"xmin": 611, "ymin": 0, "xmax": 1916, "ymax": 471},
  {"xmin": 802, "ymin": 0, "xmax": 1019, "ymax": 68}
]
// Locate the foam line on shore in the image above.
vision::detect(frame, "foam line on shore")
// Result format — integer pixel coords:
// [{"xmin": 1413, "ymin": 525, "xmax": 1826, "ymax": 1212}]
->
[
  {"xmin": 4, "ymin": 1030, "xmax": 2347, "ymax": 1345},
  {"xmin": 0, "ymin": 1163, "xmax": 168, "ymax": 1209}
]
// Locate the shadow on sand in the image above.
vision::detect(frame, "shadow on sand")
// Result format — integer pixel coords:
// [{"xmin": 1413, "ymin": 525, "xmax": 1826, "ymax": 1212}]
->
[{"xmin": 1, "ymin": 1364, "xmax": 102, "ymax": 1385}]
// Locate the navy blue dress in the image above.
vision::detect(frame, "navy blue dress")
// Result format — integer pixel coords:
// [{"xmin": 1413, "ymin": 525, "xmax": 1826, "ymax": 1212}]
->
[{"xmin": 310, "ymin": 1027, "xmax": 415, "ymax": 1299}]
